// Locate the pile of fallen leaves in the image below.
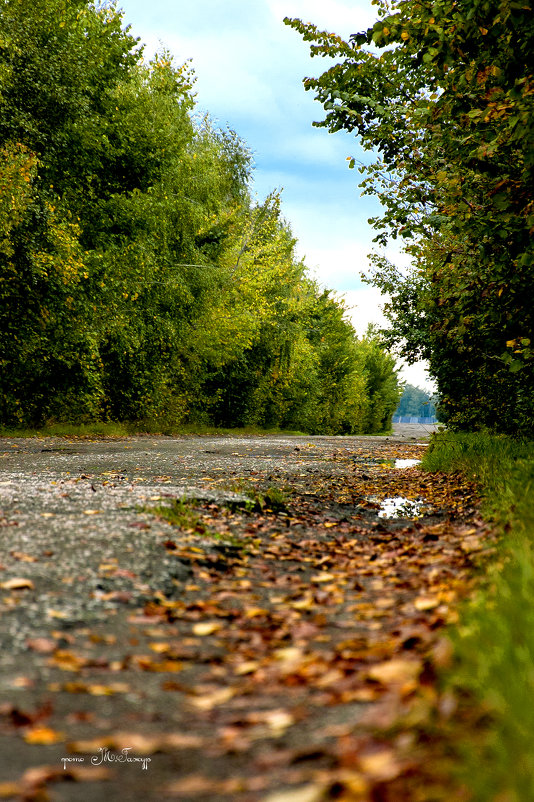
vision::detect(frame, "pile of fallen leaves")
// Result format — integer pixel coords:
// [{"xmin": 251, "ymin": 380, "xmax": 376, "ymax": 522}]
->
[{"xmin": 0, "ymin": 441, "xmax": 494, "ymax": 801}]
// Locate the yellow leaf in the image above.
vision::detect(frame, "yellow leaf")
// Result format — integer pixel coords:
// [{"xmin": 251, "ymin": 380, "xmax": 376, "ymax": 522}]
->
[
  {"xmin": 1, "ymin": 577, "xmax": 34, "ymax": 590},
  {"xmin": 149, "ymin": 642, "xmax": 171, "ymax": 653},
  {"xmin": 368, "ymin": 658, "xmax": 422, "ymax": 685},
  {"xmin": 234, "ymin": 660, "xmax": 260, "ymax": 675},
  {"xmin": 24, "ymin": 726, "xmax": 64, "ymax": 745},
  {"xmin": 192, "ymin": 621, "xmax": 222, "ymax": 636},
  {"xmin": 244, "ymin": 607, "xmax": 269, "ymax": 619},
  {"xmin": 311, "ymin": 572, "xmax": 336, "ymax": 583},
  {"xmin": 414, "ymin": 595, "xmax": 440, "ymax": 611}
]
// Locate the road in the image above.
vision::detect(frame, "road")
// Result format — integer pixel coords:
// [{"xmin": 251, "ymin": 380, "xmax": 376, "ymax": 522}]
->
[{"xmin": 0, "ymin": 422, "xmax": 481, "ymax": 802}]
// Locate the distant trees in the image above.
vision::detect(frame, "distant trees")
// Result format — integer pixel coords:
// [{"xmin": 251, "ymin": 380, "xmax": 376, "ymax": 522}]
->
[
  {"xmin": 286, "ymin": 0, "xmax": 534, "ymax": 435},
  {"xmin": 395, "ymin": 385, "xmax": 437, "ymax": 420},
  {"xmin": 0, "ymin": 0, "xmax": 400, "ymax": 433}
]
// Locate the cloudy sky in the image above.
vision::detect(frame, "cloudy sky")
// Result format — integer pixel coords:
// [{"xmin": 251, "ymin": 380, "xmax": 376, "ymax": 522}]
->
[{"xmin": 117, "ymin": 0, "xmax": 434, "ymax": 389}]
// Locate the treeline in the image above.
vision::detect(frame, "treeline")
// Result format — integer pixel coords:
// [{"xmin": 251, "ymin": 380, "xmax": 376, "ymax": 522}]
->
[
  {"xmin": 0, "ymin": 0, "xmax": 400, "ymax": 434},
  {"xmin": 395, "ymin": 385, "xmax": 437, "ymax": 420},
  {"xmin": 287, "ymin": 0, "xmax": 533, "ymax": 435}
]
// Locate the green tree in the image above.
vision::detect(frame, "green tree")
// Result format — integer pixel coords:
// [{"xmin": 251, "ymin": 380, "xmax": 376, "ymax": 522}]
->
[
  {"xmin": 286, "ymin": 0, "xmax": 534, "ymax": 435},
  {"xmin": 396, "ymin": 384, "xmax": 437, "ymax": 419},
  {"xmin": 0, "ymin": 0, "xmax": 401, "ymax": 434}
]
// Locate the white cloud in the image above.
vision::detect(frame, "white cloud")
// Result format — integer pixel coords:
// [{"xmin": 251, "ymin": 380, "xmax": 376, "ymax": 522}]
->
[{"xmin": 267, "ymin": 0, "xmax": 377, "ymax": 35}]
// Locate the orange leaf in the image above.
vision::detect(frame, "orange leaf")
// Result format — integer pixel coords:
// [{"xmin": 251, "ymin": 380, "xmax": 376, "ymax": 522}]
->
[{"xmin": 24, "ymin": 726, "xmax": 64, "ymax": 745}]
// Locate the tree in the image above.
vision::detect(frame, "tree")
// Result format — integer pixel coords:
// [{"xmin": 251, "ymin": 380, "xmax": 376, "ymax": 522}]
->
[
  {"xmin": 0, "ymin": 0, "xmax": 401, "ymax": 433},
  {"xmin": 285, "ymin": 0, "xmax": 534, "ymax": 435},
  {"xmin": 396, "ymin": 384, "xmax": 437, "ymax": 420}
]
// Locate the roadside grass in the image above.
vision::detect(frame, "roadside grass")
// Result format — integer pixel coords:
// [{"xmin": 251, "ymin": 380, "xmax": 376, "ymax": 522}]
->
[
  {"xmin": 423, "ymin": 431, "xmax": 534, "ymax": 801},
  {"xmin": 0, "ymin": 421, "xmax": 307, "ymax": 439},
  {"xmin": 0, "ymin": 421, "xmax": 132, "ymax": 438}
]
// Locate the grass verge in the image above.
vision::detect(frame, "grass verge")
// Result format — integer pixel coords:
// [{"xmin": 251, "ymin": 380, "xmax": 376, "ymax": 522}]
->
[
  {"xmin": 422, "ymin": 431, "xmax": 534, "ymax": 801},
  {"xmin": 0, "ymin": 421, "xmax": 307, "ymax": 439}
]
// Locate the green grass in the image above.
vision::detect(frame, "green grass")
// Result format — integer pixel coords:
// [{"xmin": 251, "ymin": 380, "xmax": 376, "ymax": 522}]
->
[
  {"xmin": 141, "ymin": 497, "xmax": 245, "ymax": 548},
  {"xmin": 423, "ymin": 431, "xmax": 534, "ymax": 801},
  {"xmin": 0, "ymin": 421, "xmax": 307, "ymax": 439},
  {"xmin": 142, "ymin": 497, "xmax": 208, "ymax": 534},
  {"xmin": 0, "ymin": 421, "xmax": 133, "ymax": 438}
]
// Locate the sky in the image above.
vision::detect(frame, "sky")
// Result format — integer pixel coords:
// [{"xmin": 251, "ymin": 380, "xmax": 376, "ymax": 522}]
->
[{"xmin": 117, "ymin": 0, "xmax": 434, "ymax": 390}]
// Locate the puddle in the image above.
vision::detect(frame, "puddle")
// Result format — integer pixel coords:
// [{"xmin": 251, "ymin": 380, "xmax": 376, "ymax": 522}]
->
[
  {"xmin": 394, "ymin": 459, "xmax": 421, "ymax": 469},
  {"xmin": 377, "ymin": 496, "xmax": 428, "ymax": 519}
]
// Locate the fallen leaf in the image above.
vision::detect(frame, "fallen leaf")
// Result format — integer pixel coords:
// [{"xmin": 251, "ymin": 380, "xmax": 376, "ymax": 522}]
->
[
  {"xmin": 310, "ymin": 573, "xmax": 336, "ymax": 583},
  {"xmin": 359, "ymin": 749, "xmax": 403, "ymax": 781},
  {"xmin": 367, "ymin": 658, "xmax": 422, "ymax": 685},
  {"xmin": 192, "ymin": 621, "xmax": 222, "ymax": 636},
  {"xmin": 461, "ymin": 536, "xmax": 483, "ymax": 552},
  {"xmin": 260, "ymin": 783, "xmax": 327, "ymax": 802},
  {"xmin": 24, "ymin": 726, "xmax": 64, "ymax": 745},
  {"xmin": 26, "ymin": 638, "xmax": 57, "ymax": 654},
  {"xmin": 1, "ymin": 577, "xmax": 34, "ymax": 590},
  {"xmin": 0, "ymin": 782, "xmax": 21, "ymax": 797},
  {"xmin": 69, "ymin": 731, "xmax": 203, "ymax": 755},
  {"xmin": 10, "ymin": 551, "xmax": 38, "ymax": 563},
  {"xmin": 262, "ymin": 709, "xmax": 295, "ymax": 736},
  {"xmin": 414, "ymin": 595, "xmax": 440, "ymax": 611},
  {"xmin": 234, "ymin": 660, "xmax": 260, "ymax": 675},
  {"xmin": 189, "ymin": 687, "xmax": 235, "ymax": 710},
  {"xmin": 49, "ymin": 650, "xmax": 87, "ymax": 672}
]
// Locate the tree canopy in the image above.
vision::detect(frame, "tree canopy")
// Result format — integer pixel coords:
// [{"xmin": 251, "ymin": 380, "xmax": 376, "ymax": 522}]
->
[
  {"xmin": 286, "ymin": 0, "xmax": 533, "ymax": 435},
  {"xmin": 0, "ymin": 0, "xmax": 400, "ymax": 433}
]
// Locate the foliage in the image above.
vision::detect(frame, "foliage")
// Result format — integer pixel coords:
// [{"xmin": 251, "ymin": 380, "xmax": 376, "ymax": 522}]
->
[
  {"xmin": 395, "ymin": 383, "xmax": 437, "ymax": 419},
  {"xmin": 0, "ymin": 0, "xmax": 400, "ymax": 433},
  {"xmin": 423, "ymin": 431, "xmax": 534, "ymax": 800},
  {"xmin": 285, "ymin": 0, "xmax": 534, "ymax": 435}
]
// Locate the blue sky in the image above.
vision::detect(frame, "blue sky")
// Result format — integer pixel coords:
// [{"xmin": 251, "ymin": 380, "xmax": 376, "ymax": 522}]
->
[{"xmin": 117, "ymin": 0, "xmax": 434, "ymax": 389}]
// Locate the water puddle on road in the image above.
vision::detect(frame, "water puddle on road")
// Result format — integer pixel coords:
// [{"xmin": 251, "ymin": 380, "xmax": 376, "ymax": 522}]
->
[
  {"xmin": 377, "ymin": 496, "xmax": 428, "ymax": 519},
  {"xmin": 394, "ymin": 459, "xmax": 421, "ymax": 469}
]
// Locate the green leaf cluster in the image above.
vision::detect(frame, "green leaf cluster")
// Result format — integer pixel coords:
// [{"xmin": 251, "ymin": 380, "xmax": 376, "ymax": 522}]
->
[
  {"xmin": 0, "ymin": 0, "xmax": 400, "ymax": 433},
  {"xmin": 286, "ymin": 0, "xmax": 534, "ymax": 435}
]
